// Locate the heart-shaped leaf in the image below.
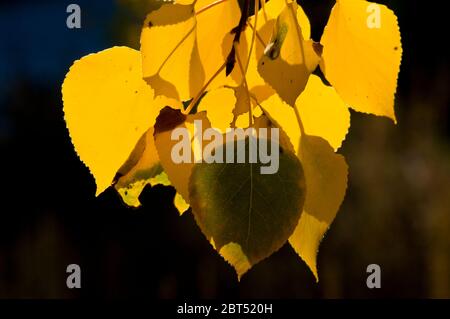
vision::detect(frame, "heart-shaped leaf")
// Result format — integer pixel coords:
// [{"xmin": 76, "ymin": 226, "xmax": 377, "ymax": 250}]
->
[{"xmin": 189, "ymin": 137, "xmax": 306, "ymax": 278}]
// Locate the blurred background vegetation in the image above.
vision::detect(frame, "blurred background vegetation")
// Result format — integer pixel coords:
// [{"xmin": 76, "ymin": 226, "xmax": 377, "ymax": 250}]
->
[{"xmin": 0, "ymin": 0, "xmax": 448, "ymax": 298}]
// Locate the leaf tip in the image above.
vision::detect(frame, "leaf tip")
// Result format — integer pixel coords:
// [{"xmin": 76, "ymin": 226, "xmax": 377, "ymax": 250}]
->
[{"xmin": 219, "ymin": 242, "xmax": 252, "ymax": 280}]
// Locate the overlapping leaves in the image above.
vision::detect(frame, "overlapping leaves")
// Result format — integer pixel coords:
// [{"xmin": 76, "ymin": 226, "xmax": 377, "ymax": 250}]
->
[{"xmin": 62, "ymin": 0, "xmax": 402, "ymax": 280}]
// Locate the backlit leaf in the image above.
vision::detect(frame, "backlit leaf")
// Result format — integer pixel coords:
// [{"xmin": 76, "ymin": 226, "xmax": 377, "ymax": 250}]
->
[
  {"xmin": 195, "ymin": 0, "xmax": 241, "ymax": 89},
  {"xmin": 261, "ymin": 75, "xmax": 350, "ymax": 152},
  {"xmin": 141, "ymin": 0, "xmax": 240, "ymax": 101},
  {"xmin": 258, "ymin": 1, "xmax": 320, "ymax": 106},
  {"xmin": 230, "ymin": 0, "xmax": 311, "ymax": 104},
  {"xmin": 289, "ymin": 135, "xmax": 348, "ymax": 280},
  {"xmin": 189, "ymin": 138, "xmax": 306, "ymax": 279},
  {"xmin": 153, "ymin": 107, "xmax": 211, "ymax": 203},
  {"xmin": 259, "ymin": 94, "xmax": 301, "ymax": 153},
  {"xmin": 296, "ymin": 75, "xmax": 350, "ymax": 151},
  {"xmin": 320, "ymin": 0, "xmax": 402, "ymax": 121},
  {"xmin": 62, "ymin": 46, "xmax": 171, "ymax": 196}
]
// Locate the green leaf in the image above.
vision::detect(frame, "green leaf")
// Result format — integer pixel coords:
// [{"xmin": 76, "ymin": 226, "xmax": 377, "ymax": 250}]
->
[{"xmin": 189, "ymin": 137, "xmax": 306, "ymax": 279}]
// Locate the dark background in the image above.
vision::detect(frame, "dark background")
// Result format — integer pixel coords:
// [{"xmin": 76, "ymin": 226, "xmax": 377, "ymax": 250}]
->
[{"xmin": 0, "ymin": 0, "xmax": 449, "ymax": 298}]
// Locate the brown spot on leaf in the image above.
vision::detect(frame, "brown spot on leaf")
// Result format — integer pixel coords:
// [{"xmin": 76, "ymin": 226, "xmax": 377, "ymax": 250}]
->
[{"xmin": 154, "ymin": 106, "xmax": 186, "ymax": 134}]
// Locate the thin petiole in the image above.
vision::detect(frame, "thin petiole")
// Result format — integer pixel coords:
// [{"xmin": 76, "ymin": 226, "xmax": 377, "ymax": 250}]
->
[
  {"xmin": 293, "ymin": 104, "xmax": 305, "ymax": 135},
  {"xmin": 234, "ymin": 42, "xmax": 253, "ymax": 127},
  {"xmin": 245, "ymin": 0, "xmax": 260, "ymax": 75},
  {"xmin": 247, "ymin": 21, "xmax": 267, "ymax": 48},
  {"xmin": 183, "ymin": 62, "xmax": 227, "ymax": 115}
]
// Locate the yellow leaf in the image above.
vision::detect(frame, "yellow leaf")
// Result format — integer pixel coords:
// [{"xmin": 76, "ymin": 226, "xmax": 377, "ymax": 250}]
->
[
  {"xmin": 320, "ymin": 0, "xmax": 402, "ymax": 122},
  {"xmin": 296, "ymin": 75, "xmax": 350, "ymax": 151},
  {"xmin": 259, "ymin": 94, "xmax": 300, "ymax": 152},
  {"xmin": 141, "ymin": 0, "xmax": 241, "ymax": 101},
  {"xmin": 256, "ymin": 0, "xmax": 311, "ymax": 39},
  {"xmin": 229, "ymin": 0, "xmax": 311, "ymax": 104},
  {"xmin": 289, "ymin": 135, "xmax": 348, "ymax": 280},
  {"xmin": 153, "ymin": 107, "xmax": 211, "ymax": 203},
  {"xmin": 197, "ymin": 87, "xmax": 236, "ymax": 133},
  {"xmin": 261, "ymin": 75, "xmax": 350, "ymax": 152},
  {"xmin": 195, "ymin": 0, "xmax": 241, "ymax": 89},
  {"xmin": 141, "ymin": 3, "xmax": 201, "ymax": 101},
  {"xmin": 258, "ymin": 1, "xmax": 320, "ymax": 106},
  {"xmin": 62, "ymin": 47, "xmax": 168, "ymax": 196}
]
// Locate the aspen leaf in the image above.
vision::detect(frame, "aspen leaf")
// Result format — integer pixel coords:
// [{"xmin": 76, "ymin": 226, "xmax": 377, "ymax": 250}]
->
[
  {"xmin": 256, "ymin": 0, "xmax": 311, "ymax": 39},
  {"xmin": 320, "ymin": 0, "xmax": 402, "ymax": 121},
  {"xmin": 153, "ymin": 107, "xmax": 211, "ymax": 203},
  {"xmin": 195, "ymin": 0, "xmax": 241, "ymax": 89},
  {"xmin": 61, "ymin": 0, "xmax": 402, "ymax": 283},
  {"xmin": 141, "ymin": 3, "xmax": 200, "ymax": 101},
  {"xmin": 258, "ymin": 2, "xmax": 320, "ymax": 107},
  {"xmin": 141, "ymin": 0, "xmax": 240, "ymax": 101},
  {"xmin": 259, "ymin": 94, "xmax": 301, "ymax": 152},
  {"xmin": 189, "ymin": 138, "xmax": 306, "ymax": 279},
  {"xmin": 62, "ymin": 47, "xmax": 170, "ymax": 196},
  {"xmin": 289, "ymin": 135, "xmax": 348, "ymax": 280},
  {"xmin": 296, "ymin": 75, "xmax": 350, "ymax": 151},
  {"xmin": 261, "ymin": 76, "xmax": 350, "ymax": 153},
  {"xmin": 230, "ymin": 0, "xmax": 311, "ymax": 104}
]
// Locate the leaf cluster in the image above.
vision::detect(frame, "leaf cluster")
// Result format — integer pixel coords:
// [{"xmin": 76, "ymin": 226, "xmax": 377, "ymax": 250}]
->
[{"xmin": 62, "ymin": 0, "xmax": 402, "ymax": 280}]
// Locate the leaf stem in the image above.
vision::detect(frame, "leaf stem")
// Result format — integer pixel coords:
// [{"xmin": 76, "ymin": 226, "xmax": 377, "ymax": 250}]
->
[
  {"xmin": 293, "ymin": 104, "xmax": 305, "ymax": 135},
  {"xmin": 286, "ymin": 0, "xmax": 306, "ymax": 60},
  {"xmin": 245, "ymin": 0, "xmax": 260, "ymax": 75},
  {"xmin": 182, "ymin": 62, "xmax": 227, "ymax": 115},
  {"xmin": 247, "ymin": 21, "xmax": 267, "ymax": 48},
  {"xmin": 234, "ymin": 42, "xmax": 253, "ymax": 126},
  {"xmin": 261, "ymin": 0, "xmax": 267, "ymax": 22},
  {"xmin": 234, "ymin": 0, "xmax": 251, "ymax": 43},
  {"xmin": 286, "ymin": 0, "xmax": 306, "ymax": 137}
]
